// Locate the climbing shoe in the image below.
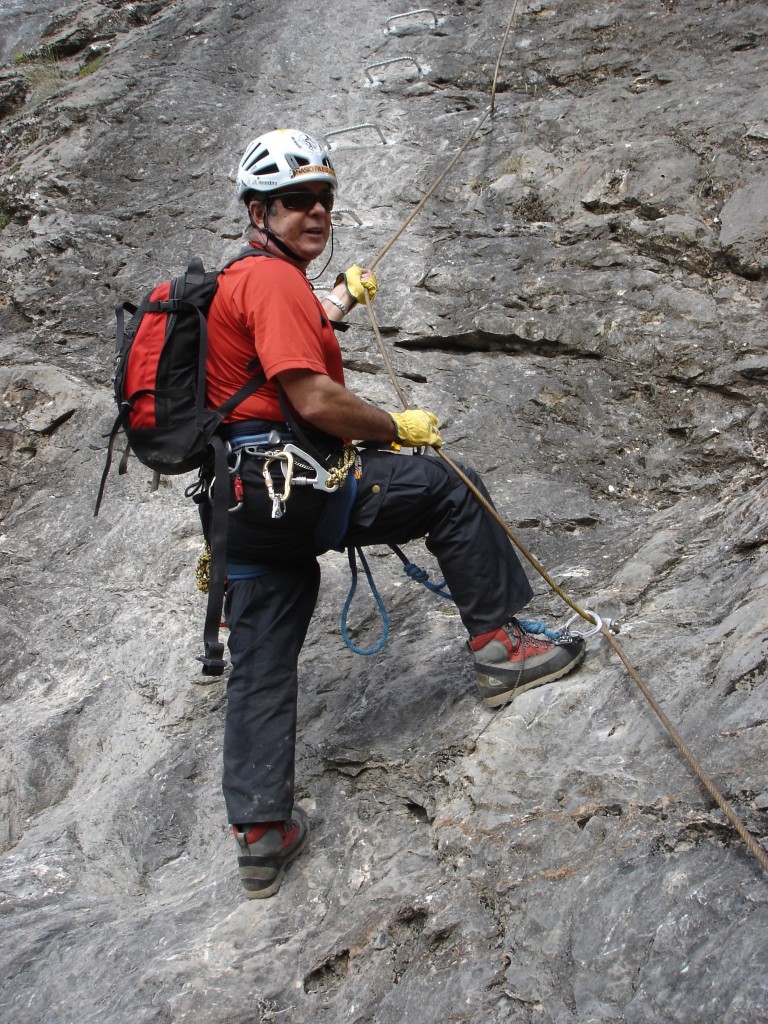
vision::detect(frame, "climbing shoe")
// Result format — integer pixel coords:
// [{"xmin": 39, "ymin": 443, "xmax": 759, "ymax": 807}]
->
[
  {"xmin": 468, "ymin": 619, "xmax": 586, "ymax": 708},
  {"xmin": 232, "ymin": 805, "xmax": 309, "ymax": 899}
]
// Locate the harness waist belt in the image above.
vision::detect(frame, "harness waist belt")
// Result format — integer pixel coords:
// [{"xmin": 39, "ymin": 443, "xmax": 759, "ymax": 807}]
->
[
  {"xmin": 229, "ymin": 431, "xmax": 294, "ymax": 452},
  {"xmin": 226, "ymin": 562, "xmax": 275, "ymax": 580},
  {"xmin": 220, "ymin": 419, "xmax": 288, "ymax": 440}
]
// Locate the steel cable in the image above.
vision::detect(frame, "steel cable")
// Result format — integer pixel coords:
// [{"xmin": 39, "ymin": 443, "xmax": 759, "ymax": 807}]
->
[{"xmin": 490, "ymin": 0, "xmax": 521, "ymax": 114}]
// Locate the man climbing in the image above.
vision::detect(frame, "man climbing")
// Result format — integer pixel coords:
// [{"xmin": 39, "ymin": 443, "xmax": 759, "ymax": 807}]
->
[{"xmin": 205, "ymin": 128, "xmax": 586, "ymax": 899}]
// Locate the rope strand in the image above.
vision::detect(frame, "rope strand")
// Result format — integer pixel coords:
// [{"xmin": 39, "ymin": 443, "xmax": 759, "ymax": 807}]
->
[
  {"xmin": 491, "ymin": 0, "xmax": 521, "ymax": 115},
  {"xmin": 369, "ymin": 107, "xmax": 492, "ymax": 273}
]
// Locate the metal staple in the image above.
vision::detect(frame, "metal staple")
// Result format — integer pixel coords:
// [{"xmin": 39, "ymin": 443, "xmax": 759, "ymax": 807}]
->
[
  {"xmin": 324, "ymin": 123, "xmax": 388, "ymax": 146},
  {"xmin": 365, "ymin": 56, "xmax": 423, "ymax": 83},
  {"xmin": 384, "ymin": 9, "xmax": 439, "ymax": 32}
]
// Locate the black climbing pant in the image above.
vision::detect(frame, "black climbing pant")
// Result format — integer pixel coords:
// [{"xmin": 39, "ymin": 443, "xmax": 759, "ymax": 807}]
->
[{"xmin": 222, "ymin": 447, "xmax": 533, "ymax": 824}]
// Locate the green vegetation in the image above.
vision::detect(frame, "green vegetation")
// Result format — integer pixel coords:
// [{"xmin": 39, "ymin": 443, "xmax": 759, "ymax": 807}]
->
[
  {"xmin": 79, "ymin": 53, "xmax": 106, "ymax": 77},
  {"xmin": 12, "ymin": 45, "xmax": 66, "ymax": 102},
  {"xmin": 13, "ymin": 44, "xmax": 59, "ymax": 66},
  {"xmin": 511, "ymin": 188, "xmax": 550, "ymax": 222}
]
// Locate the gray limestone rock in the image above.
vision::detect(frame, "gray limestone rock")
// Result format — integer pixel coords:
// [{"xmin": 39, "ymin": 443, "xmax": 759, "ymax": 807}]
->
[
  {"xmin": 719, "ymin": 176, "xmax": 768, "ymax": 278},
  {"xmin": 0, "ymin": 1, "xmax": 766, "ymax": 1022}
]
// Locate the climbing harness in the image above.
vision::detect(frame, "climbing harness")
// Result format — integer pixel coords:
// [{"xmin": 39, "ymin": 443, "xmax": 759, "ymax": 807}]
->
[
  {"xmin": 196, "ymin": 436, "xmax": 360, "ymax": 598},
  {"xmin": 207, "ymin": 433, "xmax": 359, "ymax": 527}
]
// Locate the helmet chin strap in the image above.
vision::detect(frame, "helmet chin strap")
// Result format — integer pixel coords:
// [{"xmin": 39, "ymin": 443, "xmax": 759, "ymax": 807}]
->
[
  {"xmin": 261, "ymin": 205, "xmax": 304, "ymax": 263},
  {"xmin": 309, "ymin": 227, "xmax": 333, "ymax": 282}
]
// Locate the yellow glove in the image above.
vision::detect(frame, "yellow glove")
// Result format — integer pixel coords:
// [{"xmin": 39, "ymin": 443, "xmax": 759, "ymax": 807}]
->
[
  {"xmin": 335, "ymin": 264, "xmax": 378, "ymax": 306},
  {"xmin": 389, "ymin": 409, "xmax": 442, "ymax": 448}
]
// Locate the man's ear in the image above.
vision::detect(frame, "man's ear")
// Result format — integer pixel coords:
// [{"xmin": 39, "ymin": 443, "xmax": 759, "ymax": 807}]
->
[{"xmin": 248, "ymin": 198, "xmax": 266, "ymax": 228}]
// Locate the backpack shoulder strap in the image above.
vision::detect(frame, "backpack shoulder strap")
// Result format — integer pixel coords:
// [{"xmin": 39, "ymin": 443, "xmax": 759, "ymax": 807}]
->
[
  {"xmin": 202, "ymin": 246, "xmax": 275, "ymax": 423},
  {"xmin": 198, "ymin": 433, "xmax": 230, "ymax": 675},
  {"xmin": 225, "ymin": 245, "xmax": 274, "ymax": 269},
  {"xmin": 196, "ymin": 252, "xmax": 273, "ymax": 672}
]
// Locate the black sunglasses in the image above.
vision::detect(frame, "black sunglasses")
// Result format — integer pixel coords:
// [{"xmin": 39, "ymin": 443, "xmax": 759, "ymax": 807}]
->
[{"xmin": 274, "ymin": 190, "xmax": 335, "ymax": 213}]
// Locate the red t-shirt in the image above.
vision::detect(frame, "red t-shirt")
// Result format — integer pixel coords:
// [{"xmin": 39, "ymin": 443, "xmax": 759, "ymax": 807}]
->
[{"xmin": 205, "ymin": 250, "xmax": 345, "ymax": 423}]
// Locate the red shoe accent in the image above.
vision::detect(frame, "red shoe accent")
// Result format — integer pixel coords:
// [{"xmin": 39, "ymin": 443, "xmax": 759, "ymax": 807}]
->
[
  {"xmin": 469, "ymin": 620, "xmax": 586, "ymax": 707},
  {"xmin": 469, "ymin": 626, "xmax": 518, "ymax": 654},
  {"xmin": 278, "ymin": 820, "xmax": 302, "ymax": 850},
  {"xmin": 470, "ymin": 624, "xmax": 555, "ymax": 661},
  {"xmin": 233, "ymin": 823, "xmax": 270, "ymax": 844},
  {"xmin": 234, "ymin": 820, "xmax": 302, "ymax": 849}
]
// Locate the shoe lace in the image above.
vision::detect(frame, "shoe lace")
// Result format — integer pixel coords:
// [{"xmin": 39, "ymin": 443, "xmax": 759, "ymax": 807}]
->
[{"xmin": 518, "ymin": 628, "xmax": 551, "ymax": 653}]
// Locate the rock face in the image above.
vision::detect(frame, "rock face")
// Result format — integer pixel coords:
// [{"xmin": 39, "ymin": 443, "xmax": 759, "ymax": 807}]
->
[{"xmin": 1, "ymin": 1, "xmax": 767, "ymax": 1021}]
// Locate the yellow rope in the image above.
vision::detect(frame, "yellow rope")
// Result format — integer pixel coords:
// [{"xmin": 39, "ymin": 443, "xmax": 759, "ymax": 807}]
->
[
  {"xmin": 325, "ymin": 444, "xmax": 359, "ymax": 489},
  {"xmin": 195, "ymin": 542, "xmax": 211, "ymax": 594}
]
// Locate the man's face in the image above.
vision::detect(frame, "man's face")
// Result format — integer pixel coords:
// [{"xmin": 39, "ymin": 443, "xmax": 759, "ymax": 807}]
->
[{"xmin": 252, "ymin": 183, "xmax": 334, "ymax": 262}]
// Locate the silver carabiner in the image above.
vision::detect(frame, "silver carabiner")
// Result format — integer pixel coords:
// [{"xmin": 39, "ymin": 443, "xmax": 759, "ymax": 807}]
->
[
  {"xmin": 263, "ymin": 450, "xmax": 294, "ymax": 518},
  {"xmin": 563, "ymin": 610, "xmax": 620, "ymax": 638}
]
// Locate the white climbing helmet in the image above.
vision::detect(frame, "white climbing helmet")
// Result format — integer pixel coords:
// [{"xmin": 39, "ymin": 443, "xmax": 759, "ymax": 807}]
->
[{"xmin": 236, "ymin": 128, "xmax": 337, "ymax": 200}]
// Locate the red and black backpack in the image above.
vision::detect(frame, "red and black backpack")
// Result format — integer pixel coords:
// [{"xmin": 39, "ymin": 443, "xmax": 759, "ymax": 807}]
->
[
  {"xmin": 95, "ymin": 248, "xmax": 270, "ymax": 674},
  {"xmin": 96, "ymin": 247, "xmax": 269, "ymax": 492}
]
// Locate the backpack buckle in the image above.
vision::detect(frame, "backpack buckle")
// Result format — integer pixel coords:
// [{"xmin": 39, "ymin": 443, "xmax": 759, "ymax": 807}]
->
[{"xmin": 198, "ymin": 641, "xmax": 227, "ymax": 676}]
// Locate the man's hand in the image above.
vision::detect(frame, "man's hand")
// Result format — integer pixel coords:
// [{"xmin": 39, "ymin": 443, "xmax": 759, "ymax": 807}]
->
[
  {"xmin": 335, "ymin": 265, "xmax": 378, "ymax": 306},
  {"xmin": 389, "ymin": 409, "xmax": 442, "ymax": 448}
]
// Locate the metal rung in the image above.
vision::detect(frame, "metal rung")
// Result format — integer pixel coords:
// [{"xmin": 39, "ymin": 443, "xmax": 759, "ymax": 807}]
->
[
  {"xmin": 331, "ymin": 208, "xmax": 362, "ymax": 226},
  {"xmin": 385, "ymin": 9, "xmax": 439, "ymax": 32},
  {"xmin": 324, "ymin": 123, "xmax": 387, "ymax": 146},
  {"xmin": 365, "ymin": 56, "xmax": 423, "ymax": 83}
]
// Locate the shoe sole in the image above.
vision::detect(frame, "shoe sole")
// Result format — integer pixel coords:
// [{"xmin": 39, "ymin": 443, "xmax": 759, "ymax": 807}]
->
[
  {"xmin": 239, "ymin": 812, "xmax": 310, "ymax": 899},
  {"xmin": 476, "ymin": 644, "xmax": 587, "ymax": 708}
]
